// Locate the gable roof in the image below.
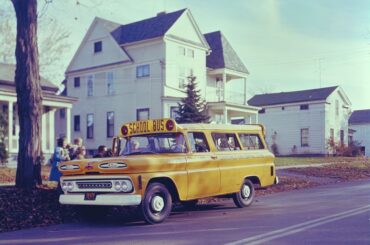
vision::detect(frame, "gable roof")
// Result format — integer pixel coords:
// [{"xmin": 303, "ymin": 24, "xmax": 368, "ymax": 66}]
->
[
  {"xmin": 349, "ymin": 109, "xmax": 370, "ymax": 124},
  {"xmin": 111, "ymin": 9, "xmax": 186, "ymax": 45},
  {"xmin": 204, "ymin": 31, "xmax": 249, "ymax": 74},
  {"xmin": 0, "ymin": 63, "xmax": 58, "ymax": 93},
  {"xmin": 248, "ymin": 86, "xmax": 338, "ymax": 106}
]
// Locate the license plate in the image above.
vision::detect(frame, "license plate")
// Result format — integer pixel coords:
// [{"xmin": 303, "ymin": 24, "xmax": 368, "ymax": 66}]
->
[{"xmin": 84, "ymin": 193, "xmax": 96, "ymax": 200}]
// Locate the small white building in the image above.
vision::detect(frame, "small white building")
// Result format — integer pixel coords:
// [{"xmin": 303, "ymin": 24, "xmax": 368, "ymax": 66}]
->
[
  {"xmin": 349, "ymin": 109, "xmax": 370, "ymax": 156},
  {"xmin": 248, "ymin": 86, "xmax": 351, "ymax": 156},
  {"xmin": 64, "ymin": 9, "xmax": 259, "ymax": 153},
  {"xmin": 0, "ymin": 63, "xmax": 76, "ymax": 166}
]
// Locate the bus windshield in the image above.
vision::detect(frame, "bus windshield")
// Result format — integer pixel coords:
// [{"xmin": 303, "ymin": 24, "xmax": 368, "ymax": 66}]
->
[{"xmin": 121, "ymin": 133, "xmax": 187, "ymax": 155}]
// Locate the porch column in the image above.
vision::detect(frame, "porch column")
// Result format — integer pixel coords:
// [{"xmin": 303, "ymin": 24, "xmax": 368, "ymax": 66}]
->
[
  {"xmin": 66, "ymin": 108, "xmax": 71, "ymax": 143},
  {"xmin": 49, "ymin": 109, "xmax": 55, "ymax": 152},
  {"xmin": 8, "ymin": 101, "xmax": 13, "ymax": 152},
  {"xmin": 222, "ymin": 72, "xmax": 226, "ymax": 101},
  {"xmin": 244, "ymin": 78, "xmax": 247, "ymax": 105}
]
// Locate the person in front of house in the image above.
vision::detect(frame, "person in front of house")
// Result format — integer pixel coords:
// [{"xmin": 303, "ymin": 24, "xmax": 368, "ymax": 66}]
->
[
  {"xmin": 93, "ymin": 145, "xmax": 107, "ymax": 158},
  {"xmin": 75, "ymin": 146, "xmax": 87, "ymax": 159},
  {"xmin": 49, "ymin": 137, "xmax": 70, "ymax": 182},
  {"xmin": 69, "ymin": 137, "xmax": 84, "ymax": 160}
]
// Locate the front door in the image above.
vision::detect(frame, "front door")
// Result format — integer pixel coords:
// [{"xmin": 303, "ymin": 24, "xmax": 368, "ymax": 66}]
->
[{"xmin": 186, "ymin": 132, "xmax": 220, "ymax": 199}]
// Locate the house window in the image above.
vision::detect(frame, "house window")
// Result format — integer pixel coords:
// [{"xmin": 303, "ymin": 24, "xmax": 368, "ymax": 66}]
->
[
  {"xmin": 330, "ymin": 128, "xmax": 334, "ymax": 140},
  {"xmin": 178, "ymin": 46, "xmax": 185, "ymax": 56},
  {"xmin": 74, "ymin": 77, "xmax": 80, "ymax": 88},
  {"xmin": 87, "ymin": 75, "xmax": 93, "ymax": 96},
  {"xmin": 301, "ymin": 128, "xmax": 309, "ymax": 147},
  {"xmin": 282, "ymin": 106, "xmax": 285, "ymax": 110},
  {"xmin": 340, "ymin": 130, "xmax": 344, "ymax": 145},
  {"xmin": 335, "ymin": 100, "xmax": 339, "ymax": 116},
  {"xmin": 187, "ymin": 48, "xmax": 194, "ymax": 58},
  {"xmin": 60, "ymin": 109, "xmax": 65, "ymax": 119},
  {"xmin": 74, "ymin": 115, "xmax": 80, "ymax": 132},
  {"xmin": 136, "ymin": 64, "xmax": 150, "ymax": 78},
  {"xmin": 86, "ymin": 114, "xmax": 94, "ymax": 139},
  {"xmin": 137, "ymin": 108, "xmax": 149, "ymax": 121},
  {"xmin": 179, "ymin": 78, "xmax": 186, "ymax": 89},
  {"xmin": 170, "ymin": 106, "xmax": 179, "ymax": 119},
  {"xmin": 300, "ymin": 104, "xmax": 309, "ymax": 110},
  {"xmin": 107, "ymin": 111, "xmax": 114, "ymax": 138},
  {"xmin": 259, "ymin": 108, "xmax": 265, "ymax": 114},
  {"xmin": 94, "ymin": 41, "xmax": 102, "ymax": 53},
  {"xmin": 107, "ymin": 72, "xmax": 114, "ymax": 95}
]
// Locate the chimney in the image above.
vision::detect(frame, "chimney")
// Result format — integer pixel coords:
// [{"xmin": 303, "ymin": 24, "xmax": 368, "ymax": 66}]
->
[{"xmin": 157, "ymin": 11, "xmax": 166, "ymax": 16}]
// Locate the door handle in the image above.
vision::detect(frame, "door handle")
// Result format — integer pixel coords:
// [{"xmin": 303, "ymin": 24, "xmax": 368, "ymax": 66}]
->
[{"xmin": 211, "ymin": 155, "xmax": 218, "ymax": 159}]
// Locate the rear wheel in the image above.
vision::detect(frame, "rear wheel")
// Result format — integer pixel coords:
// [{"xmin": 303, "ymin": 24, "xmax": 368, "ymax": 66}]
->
[
  {"xmin": 232, "ymin": 179, "xmax": 255, "ymax": 208},
  {"xmin": 141, "ymin": 183, "xmax": 172, "ymax": 224}
]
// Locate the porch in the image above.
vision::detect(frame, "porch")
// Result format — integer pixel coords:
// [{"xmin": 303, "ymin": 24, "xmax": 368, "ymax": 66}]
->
[{"xmin": 0, "ymin": 91, "xmax": 75, "ymax": 167}]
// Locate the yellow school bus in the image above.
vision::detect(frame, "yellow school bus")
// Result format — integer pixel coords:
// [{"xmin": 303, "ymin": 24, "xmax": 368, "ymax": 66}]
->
[{"xmin": 59, "ymin": 118, "xmax": 277, "ymax": 224}]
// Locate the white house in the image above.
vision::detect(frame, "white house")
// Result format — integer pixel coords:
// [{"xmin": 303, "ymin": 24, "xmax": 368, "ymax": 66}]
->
[
  {"xmin": 0, "ymin": 63, "xmax": 77, "ymax": 166},
  {"xmin": 64, "ymin": 9, "xmax": 259, "ymax": 154},
  {"xmin": 349, "ymin": 109, "xmax": 370, "ymax": 156},
  {"xmin": 248, "ymin": 86, "xmax": 351, "ymax": 155}
]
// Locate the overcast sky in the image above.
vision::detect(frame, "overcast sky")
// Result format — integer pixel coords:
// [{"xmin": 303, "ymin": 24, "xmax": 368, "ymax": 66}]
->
[{"xmin": 4, "ymin": 0, "xmax": 370, "ymax": 110}]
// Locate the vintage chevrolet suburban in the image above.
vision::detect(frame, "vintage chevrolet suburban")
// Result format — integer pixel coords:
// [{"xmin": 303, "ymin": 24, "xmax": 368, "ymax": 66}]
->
[{"xmin": 58, "ymin": 118, "xmax": 277, "ymax": 224}]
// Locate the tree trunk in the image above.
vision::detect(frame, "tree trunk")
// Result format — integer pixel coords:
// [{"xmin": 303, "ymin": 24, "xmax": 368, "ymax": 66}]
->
[{"xmin": 12, "ymin": 0, "xmax": 43, "ymax": 188}]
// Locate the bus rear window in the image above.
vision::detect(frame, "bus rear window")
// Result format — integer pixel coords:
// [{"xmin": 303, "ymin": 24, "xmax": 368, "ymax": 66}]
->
[{"xmin": 238, "ymin": 133, "xmax": 264, "ymax": 150}]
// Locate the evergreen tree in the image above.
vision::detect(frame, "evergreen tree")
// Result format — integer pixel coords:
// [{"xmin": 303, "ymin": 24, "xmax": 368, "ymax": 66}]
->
[
  {"xmin": 0, "ymin": 112, "xmax": 8, "ymax": 163},
  {"xmin": 176, "ymin": 76, "xmax": 210, "ymax": 123}
]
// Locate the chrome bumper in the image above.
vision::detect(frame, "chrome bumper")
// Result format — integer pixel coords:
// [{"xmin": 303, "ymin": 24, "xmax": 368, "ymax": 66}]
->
[{"xmin": 59, "ymin": 194, "xmax": 142, "ymax": 206}]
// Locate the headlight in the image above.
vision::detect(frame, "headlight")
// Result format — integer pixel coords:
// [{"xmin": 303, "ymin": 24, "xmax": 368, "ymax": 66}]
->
[
  {"xmin": 121, "ymin": 180, "xmax": 133, "ymax": 192},
  {"xmin": 60, "ymin": 164, "xmax": 80, "ymax": 170},
  {"xmin": 113, "ymin": 180, "xmax": 133, "ymax": 192},
  {"xmin": 67, "ymin": 182, "xmax": 74, "ymax": 191},
  {"xmin": 114, "ymin": 181, "xmax": 122, "ymax": 191},
  {"xmin": 61, "ymin": 181, "xmax": 68, "ymax": 192},
  {"xmin": 99, "ymin": 162, "xmax": 127, "ymax": 169}
]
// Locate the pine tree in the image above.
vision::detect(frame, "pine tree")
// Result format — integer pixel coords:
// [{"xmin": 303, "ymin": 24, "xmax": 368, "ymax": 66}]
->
[
  {"xmin": 0, "ymin": 112, "xmax": 8, "ymax": 163},
  {"xmin": 176, "ymin": 76, "xmax": 210, "ymax": 123}
]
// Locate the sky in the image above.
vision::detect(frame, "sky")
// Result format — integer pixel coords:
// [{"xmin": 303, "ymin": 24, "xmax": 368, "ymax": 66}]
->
[{"xmin": 3, "ymin": 0, "xmax": 370, "ymax": 110}]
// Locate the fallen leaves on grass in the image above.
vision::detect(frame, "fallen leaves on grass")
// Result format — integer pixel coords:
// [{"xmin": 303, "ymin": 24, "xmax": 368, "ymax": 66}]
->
[{"xmin": 0, "ymin": 187, "xmax": 78, "ymax": 233}]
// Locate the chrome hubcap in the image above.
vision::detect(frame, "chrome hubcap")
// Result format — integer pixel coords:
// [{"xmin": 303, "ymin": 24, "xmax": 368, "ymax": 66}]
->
[
  {"xmin": 242, "ymin": 184, "xmax": 251, "ymax": 199},
  {"xmin": 151, "ymin": 196, "xmax": 165, "ymax": 212}
]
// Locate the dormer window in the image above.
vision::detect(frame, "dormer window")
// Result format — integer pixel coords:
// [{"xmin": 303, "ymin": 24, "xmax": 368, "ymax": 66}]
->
[{"xmin": 94, "ymin": 41, "xmax": 102, "ymax": 53}]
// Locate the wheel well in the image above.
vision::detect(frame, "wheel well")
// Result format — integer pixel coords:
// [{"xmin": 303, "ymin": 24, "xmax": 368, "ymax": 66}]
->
[
  {"xmin": 245, "ymin": 176, "xmax": 261, "ymax": 186},
  {"xmin": 148, "ymin": 177, "xmax": 180, "ymax": 202}
]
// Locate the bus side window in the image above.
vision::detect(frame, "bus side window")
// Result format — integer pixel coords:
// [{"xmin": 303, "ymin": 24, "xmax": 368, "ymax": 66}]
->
[
  {"xmin": 238, "ymin": 133, "xmax": 265, "ymax": 150},
  {"xmin": 188, "ymin": 132, "xmax": 210, "ymax": 152}
]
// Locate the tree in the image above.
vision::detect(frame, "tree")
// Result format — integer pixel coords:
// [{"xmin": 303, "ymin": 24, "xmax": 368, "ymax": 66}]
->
[
  {"xmin": 11, "ymin": 0, "xmax": 43, "ymax": 188},
  {"xmin": 0, "ymin": 0, "xmax": 71, "ymax": 82},
  {"xmin": 0, "ymin": 112, "xmax": 8, "ymax": 164},
  {"xmin": 176, "ymin": 76, "xmax": 210, "ymax": 124}
]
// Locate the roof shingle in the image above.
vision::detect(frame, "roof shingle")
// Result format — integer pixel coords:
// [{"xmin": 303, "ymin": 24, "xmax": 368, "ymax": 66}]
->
[
  {"xmin": 204, "ymin": 31, "xmax": 249, "ymax": 74},
  {"xmin": 0, "ymin": 63, "xmax": 58, "ymax": 92},
  {"xmin": 111, "ymin": 9, "xmax": 186, "ymax": 45},
  {"xmin": 349, "ymin": 109, "xmax": 370, "ymax": 124},
  {"xmin": 248, "ymin": 86, "xmax": 338, "ymax": 106}
]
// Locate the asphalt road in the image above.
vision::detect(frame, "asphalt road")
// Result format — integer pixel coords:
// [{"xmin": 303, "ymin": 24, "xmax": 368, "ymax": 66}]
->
[{"xmin": 0, "ymin": 180, "xmax": 369, "ymax": 245}]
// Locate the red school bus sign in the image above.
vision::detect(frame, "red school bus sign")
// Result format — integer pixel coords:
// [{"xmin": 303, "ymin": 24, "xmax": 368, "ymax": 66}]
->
[{"xmin": 120, "ymin": 118, "xmax": 177, "ymax": 137}]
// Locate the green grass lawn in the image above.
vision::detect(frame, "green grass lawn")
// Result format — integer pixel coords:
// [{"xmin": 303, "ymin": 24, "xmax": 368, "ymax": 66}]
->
[{"xmin": 274, "ymin": 157, "xmax": 367, "ymax": 167}]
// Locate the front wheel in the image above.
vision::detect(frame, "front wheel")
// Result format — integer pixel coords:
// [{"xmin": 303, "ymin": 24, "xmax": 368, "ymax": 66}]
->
[
  {"xmin": 232, "ymin": 179, "xmax": 255, "ymax": 208},
  {"xmin": 141, "ymin": 183, "xmax": 172, "ymax": 224}
]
